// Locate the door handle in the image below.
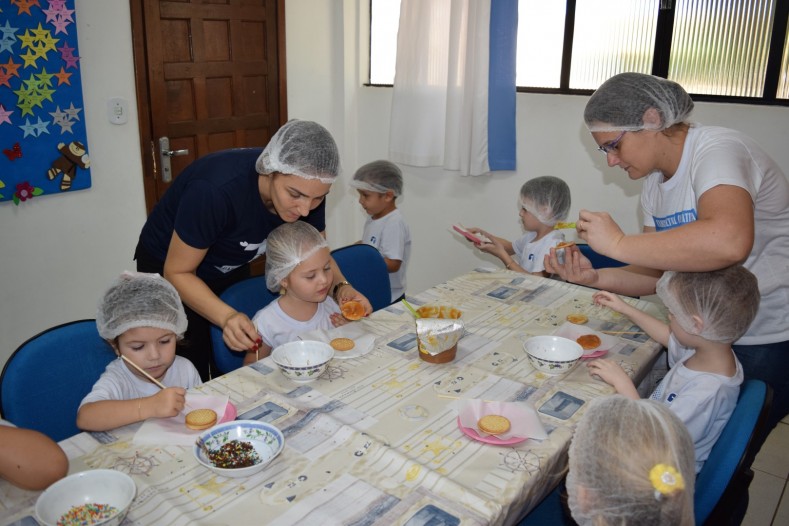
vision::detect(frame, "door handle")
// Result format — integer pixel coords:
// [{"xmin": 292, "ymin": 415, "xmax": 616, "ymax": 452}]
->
[{"xmin": 158, "ymin": 137, "xmax": 189, "ymax": 183}]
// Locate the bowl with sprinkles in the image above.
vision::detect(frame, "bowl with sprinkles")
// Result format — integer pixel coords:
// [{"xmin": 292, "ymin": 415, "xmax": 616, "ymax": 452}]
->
[
  {"xmin": 193, "ymin": 420, "xmax": 285, "ymax": 478},
  {"xmin": 35, "ymin": 469, "xmax": 135, "ymax": 526}
]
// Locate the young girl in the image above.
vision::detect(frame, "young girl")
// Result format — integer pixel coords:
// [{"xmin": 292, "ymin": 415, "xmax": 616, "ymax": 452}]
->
[
  {"xmin": 77, "ymin": 272, "xmax": 201, "ymax": 431},
  {"xmin": 469, "ymin": 176, "xmax": 571, "ymax": 276},
  {"xmin": 588, "ymin": 265, "xmax": 760, "ymax": 472},
  {"xmin": 245, "ymin": 222, "xmax": 349, "ymax": 365},
  {"xmin": 567, "ymin": 395, "xmax": 695, "ymax": 525}
]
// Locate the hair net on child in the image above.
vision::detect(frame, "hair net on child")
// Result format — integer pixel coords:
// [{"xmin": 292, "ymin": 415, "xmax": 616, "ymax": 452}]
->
[
  {"xmin": 350, "ymin": 160, "xmax": 403, "ymax": 196},
  {"xmin": 567, "ymin": 396, "xmax": 695, "ymax": 526},
  {"xmin": 265, "ymin": 221, "xmax": 329, "ymax": 292},
  {"xmin": 519, "ymin": 176, "xmax": 571, "ymax": 226},
  {"xmin": 255, "ymin": 119, "xmax": 340, "ymax": 183},
  {"xmin": 96, "ymin": 271, "xmax": 188, "ymax": 341},
  {"xmin": 584, "ymin": 72, "xmax": 695, "ymax": 133},
  {"xmin": 656, "ymin": 265, "xmax": 760, "ymax": 343}
]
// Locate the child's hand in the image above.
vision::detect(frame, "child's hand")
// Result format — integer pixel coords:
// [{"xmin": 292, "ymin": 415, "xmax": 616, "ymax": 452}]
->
[
  {"xmin": 330, "ymin": 312, "xmax": 350, "ymax": 327},
  {"xmin": 149, "ymin": 387, "xmax": 186, "ymax": 418},
  {"xmin": 586, "ymin": 360, "xmax": 637, "ymax": 397},
  {"xmin": 592, "ymin": 290, "xmax": 627, "ymax": 313}
]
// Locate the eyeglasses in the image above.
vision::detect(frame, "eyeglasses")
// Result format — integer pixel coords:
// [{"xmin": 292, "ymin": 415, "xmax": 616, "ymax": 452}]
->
[{"xmin": 597, "ymin": 131, "xmax": 626, "ymax": 154}]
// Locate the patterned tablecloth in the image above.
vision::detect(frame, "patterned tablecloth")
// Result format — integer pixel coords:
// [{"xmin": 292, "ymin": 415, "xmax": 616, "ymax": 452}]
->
[{"xmin": 0, "ymin": 269, "xmax": 666, "ymax": 526}]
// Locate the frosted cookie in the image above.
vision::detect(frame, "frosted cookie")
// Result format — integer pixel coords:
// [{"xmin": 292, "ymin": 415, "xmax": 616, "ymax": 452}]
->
[
  {"xmin": 566, "ymin": 313, "xmax": 588, "ymax": 325},
  {"xmin": 340, "ymin": 301, "xmax": 365, "ymax": 321},
  {"xmin": 185, "ymin": 409, "xmax": 217, "ymax": 430},
  {"xmin": 577, "ymin": 334, "xmax": 602, "ymax": 350},
  {"xmin": 477, "ymin": 414, "xmax": 511, "ymax": 435},
  {"xmin": 330, "ymin": 337, "xmax": 355, "ymax": 352}
]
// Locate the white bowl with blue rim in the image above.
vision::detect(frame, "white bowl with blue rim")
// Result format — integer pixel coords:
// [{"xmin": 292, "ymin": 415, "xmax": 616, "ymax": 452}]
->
[
  {"xmin": 270, "ymin": 340, "xmax": 334, "ymax": 383},
  {"xmin": 193, "ymin": 420, "xmax": 284, "ymax": 478},
  {"xmin": 35, "ymin": 469, "xmax": 136, "ymax": 526},
  {"xmin": 523, "ymin": 335, "xmax": 584, "ymax": 375}
]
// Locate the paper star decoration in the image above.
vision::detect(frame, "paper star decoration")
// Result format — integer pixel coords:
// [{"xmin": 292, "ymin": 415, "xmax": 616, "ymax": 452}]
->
[
  {"xmin": 43, "ymin": 2, "xmax": 75, "ymax": 36},
  {"xmin": 58, "ymin": 42, "xmax": 80, "ymax": 69},
  {"xmin": 11, "ymin": 0, "xmax": 41, "ymax": 17},
  {"xmin": 0, "ymin": 104, "xmax": 13, "ymax": 126},
  {"xmin": 53, "ymin": 66, "xmax": 71, "ymax": 85},
  {"xmin": 0, "ymin": 20, "xmax": 19, "ymax": 54},
  {"xmin": 18, "ymin": 24, "xmax": 59, "ymax": 67},
  {"xmin": 49, "ymin": 105, "xmax": 77, "ymax": 133},
  {"xmin": 14, "ymin": 71, "xmax": 57, "ymax": 116}
]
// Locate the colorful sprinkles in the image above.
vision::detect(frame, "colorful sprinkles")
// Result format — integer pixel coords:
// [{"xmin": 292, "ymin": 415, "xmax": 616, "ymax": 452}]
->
[
  {"xmin": 57, "ymin": 503, "xmax": 119, "ymax": 525},
  {"xmin": 207, "ymin": 439, "xmax": 261, "ymax": 469}
]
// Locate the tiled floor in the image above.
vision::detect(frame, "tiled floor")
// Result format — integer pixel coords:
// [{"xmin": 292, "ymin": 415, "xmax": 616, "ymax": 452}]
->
[{"xmin": 742, "ymin": 415, "xmax": 789, "ymax": 525}]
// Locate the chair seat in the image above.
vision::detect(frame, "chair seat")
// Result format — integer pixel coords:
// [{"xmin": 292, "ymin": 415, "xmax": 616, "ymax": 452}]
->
[{"xmin": 331, "ymin": 244, "xmax": 392, "ymax": 311}]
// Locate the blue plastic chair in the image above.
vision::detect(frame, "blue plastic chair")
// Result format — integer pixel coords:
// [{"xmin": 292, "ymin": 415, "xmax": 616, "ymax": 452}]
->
[
  {"xmin": 0, "ymin": 320, "xmax": 116, "ymax": 442},
  {"xmin": 209, "ymin": 276, "xmax": 279, "ymax": 375},
  {"xmin": 577, "ymin": 243, "xmax": 627, "ymax": 268},
  {"xmin": 695, "ymin": 378, "xmax": 772, "ymax": 525},
  {"xmin": 331, "ymin": 244, "xmax": 392, "ymax": 311}
]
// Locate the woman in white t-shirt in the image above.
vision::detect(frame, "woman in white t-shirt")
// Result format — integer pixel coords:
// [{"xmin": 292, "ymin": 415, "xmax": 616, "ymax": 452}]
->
[{"xmin": 545, "ymin": 72, "xmax": 789, "ymax": 431}]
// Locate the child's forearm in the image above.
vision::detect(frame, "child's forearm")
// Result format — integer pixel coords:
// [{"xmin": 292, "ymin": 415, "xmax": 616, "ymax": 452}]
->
[
  {"xmin": 77, "ymin": 397, "xmax": 155, "ymax": 431},
  {"xmin": 613, "ymin": 302, "xmax": 670, "ymax": 346}
]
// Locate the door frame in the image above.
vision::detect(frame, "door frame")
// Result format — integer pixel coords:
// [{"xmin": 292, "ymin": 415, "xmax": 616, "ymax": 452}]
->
[{"xmin": 129, "ymin": 0, "xmax": 289, "ymax": 214}]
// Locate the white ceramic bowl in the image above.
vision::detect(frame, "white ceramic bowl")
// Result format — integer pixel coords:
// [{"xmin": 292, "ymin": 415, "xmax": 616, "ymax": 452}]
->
[
  {"xmin": 35, "ymin": 469, "xmax": 136, "ymax": 526},
  {"xmin": 271, "ymin": 340, "xmax": 334, "ymax": 383},
  {"xmin": 193, "ymin": 420, "xmax": 284, "ymax": 478},
  {"xmin": 523, "ymin": 335, "xmax": 584, "ymax": 375}
]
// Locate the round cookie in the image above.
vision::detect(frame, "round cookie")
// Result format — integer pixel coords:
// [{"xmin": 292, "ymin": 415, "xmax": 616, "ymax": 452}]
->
[
  {"xmin": 577, "ymin": 334, "xmax": 602, "ymax": 350},
  {"xmin": 340, "ymin": 300, "xmax": 365, "ymax": 321},
  {"xmin": 566, "ymin": 313, "xmax": 588, "ymax": 325},
  {"xmin": 330, "ymin": 337, "xmax": 355, "ymax": 352},
  {"xmin": 477, "ymin": 414, "xmax": 511, "ymax": 435},
  {"xmin": 185, "ymin": 408, "xmax": 217, "ymax": 430}
]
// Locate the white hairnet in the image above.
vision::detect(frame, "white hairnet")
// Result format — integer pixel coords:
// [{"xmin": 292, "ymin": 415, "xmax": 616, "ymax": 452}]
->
[
  {"xmin": 264, "ymin": 222, "xmax": 329, "ymax": 292},
  {"xmin": 656, "ymin": 265, "xmax": 760, "ymax": 343},
  {"xmin": 96, "ymin": 271, "xmax": 188, "ymax": 341},
  {"xmin": 255, "ymin": 119, "xmax": 340, "ymax": 183},
  {"xmin": 567, "ymin": 396, "xmax": 695, "ymax": 526},
  {"xmin": 520, "ymin": 176, "xmax": 571, "ymax": 226},
  {"xmin": 584, "ymin": 73, "xmax": 695, "ymax": 132},
  {"xmin": 350, "ymin": 160, "xmax": 403, "ymax": 196}
]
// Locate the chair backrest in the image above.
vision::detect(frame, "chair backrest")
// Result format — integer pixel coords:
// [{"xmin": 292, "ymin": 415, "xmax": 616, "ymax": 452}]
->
[
  {"xmin": 577, "ymin": 243, "xmax": 627, "ymax": 268},
  {"xmin": 0, "ymin": 320, "xmax": 116, "ymax": 442},
  {"xmin": 209, "ymin": 276, "xmax": 279, "ymax": 375},
  {"xmin": 694, "ymin": 378, "xmax": 772, "ymax": 525},
  {"xmin": 331, "ymin": 244, "xmax": 392, "ymax": 311}
]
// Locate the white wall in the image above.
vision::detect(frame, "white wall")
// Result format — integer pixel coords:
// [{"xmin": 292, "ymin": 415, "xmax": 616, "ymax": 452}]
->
[{"xmin": 2, "ymin": 0, "xmax": 788, "ymax": 372}]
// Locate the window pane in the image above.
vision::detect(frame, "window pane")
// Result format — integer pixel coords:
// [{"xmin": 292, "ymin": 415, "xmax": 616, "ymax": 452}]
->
[
  {"xmin": 517, "ymin": 1, "xmax": 566, "ymax": 88},
  {"xmin": 570, "ymin": 0, "xmax": 657, "ymax": 90},
  {"xmin": 370, "ymin": 0, "xmax": 401, "ymax": 84},
  {"xmin": 670, "ymin": 0, "xmax": 775, "ymax": 97},
  {"xmin": 776, "ymin": 9, "xmax": 789, "ymax": 99}
]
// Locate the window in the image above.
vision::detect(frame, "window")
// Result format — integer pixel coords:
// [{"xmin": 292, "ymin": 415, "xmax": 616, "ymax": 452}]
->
[{"xmin": 370, "ymin": 0, "xmax": 789, "ymax": 104}]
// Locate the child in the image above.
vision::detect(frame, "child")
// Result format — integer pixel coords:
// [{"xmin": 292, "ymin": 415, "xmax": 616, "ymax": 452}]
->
[
  {"xmin": 0, "ymin": 420, "xmax": 68, "ymax": 490},
  {"xmin": 469, "ymin": 176, "xmax": 571, "ymax": 276},
  {"xmin": 246, "ymin": 222, "xmax": 348, "ymax": 365},
  {"xmin": 77, "ymin": 272, "xmax": 201, "ymax": 432},
  {"xmin": 567, "ymin": 395, "xmax": 695, "ymax": 525},
  {"xmin": 588, "ymin": 265, "xmax": 760, "ymax": 472},
  {"xmin": 351, "ymin": 160, "xmax": 411, "ymax": 302}
]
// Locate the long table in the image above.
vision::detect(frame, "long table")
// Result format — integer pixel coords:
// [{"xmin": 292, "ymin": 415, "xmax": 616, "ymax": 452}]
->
[{"xmin": 0, "ymin": 269, "xmax": 666, "ymax": 526}]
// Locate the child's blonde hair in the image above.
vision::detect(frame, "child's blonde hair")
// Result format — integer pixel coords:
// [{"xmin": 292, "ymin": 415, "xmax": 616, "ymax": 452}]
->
[
  {"xmin": 264, "ymin": 222, "xmax": 329, "ymax": 292},
  {"xmin": 657, "ymin": 264, "xmax": 760, "ymax": 343},
  {"xmin": 567, "ymin": 395, "xmax": 695, "ymax": 526}
]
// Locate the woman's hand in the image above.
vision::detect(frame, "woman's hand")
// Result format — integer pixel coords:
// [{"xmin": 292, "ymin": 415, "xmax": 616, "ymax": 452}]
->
[
  {"xmin": 149, "ymin": 387, "xmax": 186, "ymax": 418},
  {"xmin": 335, "ymin": 285, "xmax": 373, "ymax": 316},
  {"xmin": 577, "ymin": 210, "xmax": 626, "ymax": 258},
  {"xmin": 544, "ymin": 245, "xmax": 599, "ymax": 286},
  {"xmin": 222, "ymin": 311, "xmax": 262, "ymax": 352}
]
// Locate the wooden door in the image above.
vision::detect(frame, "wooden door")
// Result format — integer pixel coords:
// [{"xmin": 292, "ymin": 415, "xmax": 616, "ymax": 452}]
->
[{"xmin": 130, "ymin": 0, "xmax": 287, "ymax": 214}]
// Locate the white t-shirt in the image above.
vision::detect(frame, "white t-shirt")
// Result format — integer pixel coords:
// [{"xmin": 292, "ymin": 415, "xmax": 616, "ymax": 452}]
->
[
  {"xmin": 252, "ymin": 297, "xmax": 341, "ymax": 349},
  {"xmin": 650, "ymin": 334, "xmax": 743, "ymax": 472},
  {"xmin": 79, "ymin": 356, "xmax": 201, "ymax": 407},
  {"xmin": 362, "ymin": 208, "xmax": 411, "ymax": 301},
  {"xmin": 641, "ymin": 125, "xmax": 789, "ymax": 345},
  {"xmin": 512, "ymin": 230, "xmax": 565, "ymax": 273}
]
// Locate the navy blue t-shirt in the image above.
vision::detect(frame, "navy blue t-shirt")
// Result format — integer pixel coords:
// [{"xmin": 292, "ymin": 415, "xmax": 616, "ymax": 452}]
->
[{"xmin": 138, "ymin": 148, "xmax": 326, "ymax": 281}]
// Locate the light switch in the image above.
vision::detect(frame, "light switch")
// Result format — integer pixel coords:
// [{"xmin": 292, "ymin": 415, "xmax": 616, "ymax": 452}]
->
[{"xmin": 108, "ymin": 97, "xmax": 128, "ymax": 125}]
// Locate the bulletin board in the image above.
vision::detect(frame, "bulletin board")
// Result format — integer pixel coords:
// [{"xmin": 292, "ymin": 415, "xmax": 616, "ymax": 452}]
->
[{"xmin": 0, "ymin": 0, "xmax": 91, "ymax": 205}]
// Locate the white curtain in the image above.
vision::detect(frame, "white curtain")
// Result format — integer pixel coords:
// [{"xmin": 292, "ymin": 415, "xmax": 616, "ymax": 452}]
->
[{"xmin": 389, "ymin": 0, "xmax": 492, "ymax": 176}]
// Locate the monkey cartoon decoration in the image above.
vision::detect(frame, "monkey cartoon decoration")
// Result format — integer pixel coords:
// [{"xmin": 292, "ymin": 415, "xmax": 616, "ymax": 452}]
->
[{"xmin": 47, "ymin": 141, "xmax": 90, "ymax": 191}]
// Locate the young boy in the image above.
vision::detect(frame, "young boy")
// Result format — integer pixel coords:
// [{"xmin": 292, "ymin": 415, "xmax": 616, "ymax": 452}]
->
[
  {"xmin": 588, "ymin": 265, "xmax": 760, "ymax": 472},
  {"xmin": 351, "ymin": 160, "xmax": 411, "ymax": 303}
]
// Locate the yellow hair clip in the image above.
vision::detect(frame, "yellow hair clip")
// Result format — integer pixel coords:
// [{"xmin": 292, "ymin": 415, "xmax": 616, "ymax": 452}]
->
[{"xmin": 649, "ymin": 463, "xmax": 685, "ymax": 499}]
